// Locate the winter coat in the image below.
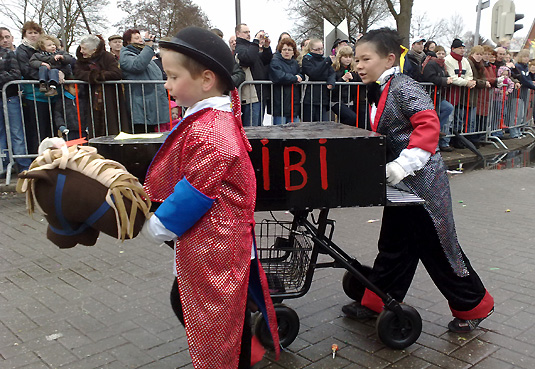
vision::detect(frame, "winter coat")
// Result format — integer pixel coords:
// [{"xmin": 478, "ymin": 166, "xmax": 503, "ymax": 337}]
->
[
  {"xmin": 120, "ymin": 44, "xmax": 170, "ymax": 125},
  {"xmin": 16, "ymin": 43, "xmax": 39, "ymax": 80},
  {"xmin": 515, "ymin": 62, "xmax": 535, "ymax": 91},
  {"xmin": 403, "ymin": 51, "xmax": 425, "ymax": 82},
  {"xmin": 467, "ymin": 56, "xmax": 488, "ymax": 107},
  {"xmin": 231, "ymin": 60, "xmax": 245, "ymax": 88},
  {"xmin": 235, "ymin": 37, "xmax": 272, "ymax": 103},
  {"xmin": 0, "ymin": 47, "xmax": 22, "ymax": 97},
  {"xmin": 29, "ymin": 50, "xmax": 73, "ymax": 76},
  {"xmin": 74, "ymin": 38, "xmax": 130, "ymax": 137},
  {"xmin": 478, "ymin": 62, "xmax": 497, "ymax": 116},
  {"xmin": 301, "ymin": 52, "xmax": 336, "ymax": 106},
  {"xmin": 268, "ymin": 52, "xmax": 302, "ymax": 118},
  {"xmin": 444, "ymin": 53, "xmax": 473, "ymax": 106}
]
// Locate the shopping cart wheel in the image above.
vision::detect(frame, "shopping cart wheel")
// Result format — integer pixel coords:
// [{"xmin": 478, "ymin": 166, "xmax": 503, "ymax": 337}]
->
[
  {"xmin": 342, "ymin": 264, "xmax": 373, "ymax": 301},
  {"xmin": 254, "ymin": 304, "xmax": 300, "ymax": 348},
  {"xmin": 376, "ymin": 304, "xmax": 422, "ymax": 350}
]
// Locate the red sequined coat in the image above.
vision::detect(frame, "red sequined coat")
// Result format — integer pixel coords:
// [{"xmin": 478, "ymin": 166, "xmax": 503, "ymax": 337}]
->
[{"xmin": 144, "ymin": 103, "xmax": 279, "ymax": 368}]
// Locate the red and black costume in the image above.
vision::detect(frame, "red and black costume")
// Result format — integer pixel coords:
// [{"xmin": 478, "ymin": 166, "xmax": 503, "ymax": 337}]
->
[{"xmin": 362, "ymin": 70, "xmax": 494, "ymax": 320}]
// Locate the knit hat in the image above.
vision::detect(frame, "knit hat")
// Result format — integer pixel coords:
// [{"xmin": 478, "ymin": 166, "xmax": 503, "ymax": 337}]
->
[
  {"xmin": 497, "ymin": 65, "xmax": 511, "ymax": 77},
  {"xmin": 451, "ymin": 38, "xmax": 465, "ymax": 49},
  {"xmin": 169, "ymin": 100, "xmax": 178, "ymax": 109},
  {"xmin": 159, "ymin": 26, "xmax": 234, "ymax": 90},
  {"xmin": 108, "ymin": 34, "xmax": 122, "ymax": 42}
]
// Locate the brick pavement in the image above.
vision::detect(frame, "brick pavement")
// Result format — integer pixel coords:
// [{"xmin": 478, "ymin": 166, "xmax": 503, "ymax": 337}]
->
[{"xmin": 1, "ymin": 165, "xmax": 535, "ymax": 368}]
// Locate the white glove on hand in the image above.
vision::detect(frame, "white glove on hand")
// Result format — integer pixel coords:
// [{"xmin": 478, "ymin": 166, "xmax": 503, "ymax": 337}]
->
[{"xmin": 386, "ymin": 161, "xmax": 407, "ymax": 186}]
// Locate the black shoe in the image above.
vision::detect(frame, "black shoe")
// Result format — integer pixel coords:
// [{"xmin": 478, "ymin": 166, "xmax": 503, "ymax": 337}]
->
[
  {"xmin": 448, "ymin": 308, "xmax": 493, "ymax": 333},
  {"xmin": 440, "ymin": 146, "xmax": 454, "ymax": 152},
  {"xmin": 342, "ymin": 302, "xmax": 378, "ymax": 320},
  {"xmin": 39, "ymin": 82, "xmax": 47, "ymax": 92}
]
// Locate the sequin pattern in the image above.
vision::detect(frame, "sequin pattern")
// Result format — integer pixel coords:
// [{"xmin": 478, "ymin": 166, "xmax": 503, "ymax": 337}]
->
[
  {"xmin": 144, "ymin": 108, "xmax": 278, "ymax": 368},
  {"xmin": 377, "ymin": 74, "xmax": 469, "ymax": 277}
]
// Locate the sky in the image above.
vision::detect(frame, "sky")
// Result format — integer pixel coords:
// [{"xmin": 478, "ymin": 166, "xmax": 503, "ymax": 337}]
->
[
  {"xmin": 1, "ymin": 0, "xmax": 534, "ymax": 48},
  {"xmin": 189, "ymin": 0, "xmax": 535, "ymax": 46}
]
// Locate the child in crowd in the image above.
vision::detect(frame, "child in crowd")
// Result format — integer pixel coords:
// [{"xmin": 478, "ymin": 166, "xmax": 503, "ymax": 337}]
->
[
  {"xmin": 331, "ymin": 45, "xmax": 367, "ymax": 127},
  {"xmin": 53, "ymin": 82, "xmax": 85, "ymax": 140},
  {"xmin": 141, "ymin": 26, "xmax": 279, "ymax": 368},
  {"xmin": 29, "ymin": 34, "xmax": 73, "ymax": 97},
  {"xmin": 342, "ymin": 28, "xmax": 494, "ymax": 333},
  {"xmin": 496, "ymin": 66, "xmax": 515, "ymax": 98},
  {"xmin": 301, "ymin": 38, "xmax": 335, "ymax": 121},
  {"xmin": 156, "ymin": 100, "xmax": 182, "ymax": 132}
]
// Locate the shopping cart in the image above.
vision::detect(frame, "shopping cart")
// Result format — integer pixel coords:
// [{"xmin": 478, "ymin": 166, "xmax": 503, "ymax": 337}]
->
[
  {"xmin": 253, "ymin": 187, "xmax": 425, "ymax": 350},
  {"xmin": 90, "ymin": 122, "xmax": 425, "ymax": 350}
]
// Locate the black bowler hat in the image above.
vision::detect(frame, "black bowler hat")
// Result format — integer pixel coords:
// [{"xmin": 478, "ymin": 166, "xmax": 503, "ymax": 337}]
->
[{"xmin": 159, "ymin": 27, "xmax": 234, "ymax": 90}]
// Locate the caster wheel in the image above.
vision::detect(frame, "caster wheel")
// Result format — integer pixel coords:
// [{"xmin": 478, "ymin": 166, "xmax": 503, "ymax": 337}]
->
[
  {"xmin": 342, "ymin": 263, "xmax": 373, "ymax": 301},
  {"xmin": 376, "ymin": 304, "xmax": 422, "ymax": 350},
  {"xmin": 254, "ymin": 304, "xmax": 300, "ymax": 348}
]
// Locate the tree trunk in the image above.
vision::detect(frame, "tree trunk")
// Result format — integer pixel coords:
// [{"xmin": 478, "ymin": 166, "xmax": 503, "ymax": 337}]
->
[{"xmin": 384, "ymin": 0, "xmax": 413, "ymax": 47}]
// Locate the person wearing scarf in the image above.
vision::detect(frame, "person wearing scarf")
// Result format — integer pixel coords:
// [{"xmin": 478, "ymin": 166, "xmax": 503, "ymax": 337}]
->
[
  {"xmin": 444, "ymin": 38, "xmax": 476, "ymax": 148},
  {"xmin": 403, "ymin": 37, "xmax": 426, "ymax": 82}
]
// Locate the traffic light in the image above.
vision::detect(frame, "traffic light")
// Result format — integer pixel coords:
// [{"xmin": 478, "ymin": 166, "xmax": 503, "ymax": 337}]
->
[{"xmin": 491, "ymin": 0, "xmax": 524, "ymax": 43}]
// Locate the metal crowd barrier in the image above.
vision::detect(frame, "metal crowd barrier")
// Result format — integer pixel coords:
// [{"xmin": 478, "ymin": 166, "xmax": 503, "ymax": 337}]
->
[
  {"xmin": 2, "ymin": 79, "xmax": 535, "ymax": 185},
  {"xmin": 1, "ymin": 79, "xmax": 172, "ymax": 185}
]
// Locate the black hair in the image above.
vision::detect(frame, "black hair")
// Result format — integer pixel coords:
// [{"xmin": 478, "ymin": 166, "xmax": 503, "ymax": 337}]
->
[{"xmin": 357, "ymin": 28, "xmax": 403, "ymax": 65}]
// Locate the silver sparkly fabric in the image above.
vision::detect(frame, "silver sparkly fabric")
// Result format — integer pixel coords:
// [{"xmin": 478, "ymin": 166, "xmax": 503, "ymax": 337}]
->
[{"xmin": 377, "ymin": 74, "xmax": 469, "ymax": 277}]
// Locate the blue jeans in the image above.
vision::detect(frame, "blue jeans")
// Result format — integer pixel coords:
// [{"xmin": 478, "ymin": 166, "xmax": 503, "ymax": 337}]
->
[
  {"xmin": 507, "ymin": 98, "xmax": 525, "ymax": 138},
  {"xmin": 438, "ymin": 100, "xmax": 453, "ymax": 147},
  {"xmin": 241, "ymin": 102, "xmax": 262, "ymax": 127},
  {"xmin": 0, "ymin": 96, "xmax": 32, "ymax": 173},
  {"xmin": 38, "ymin": 66, "xmax": 60, "ymax": 85},
  {"xmin": 272, "ymin": 116, "xmax": 300, "ymax": 125}
]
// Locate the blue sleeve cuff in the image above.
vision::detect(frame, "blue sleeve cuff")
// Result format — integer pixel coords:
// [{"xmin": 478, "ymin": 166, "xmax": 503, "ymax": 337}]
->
[{"xmin": 154, "ymin": 177, "xmax": 215, "ymax": 237}]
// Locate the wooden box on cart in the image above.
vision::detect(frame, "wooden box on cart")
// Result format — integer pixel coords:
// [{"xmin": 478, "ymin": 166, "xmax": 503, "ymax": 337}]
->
[{"xmin": 89, "ymin": 122, "xmax": 387, "ymax": 211}]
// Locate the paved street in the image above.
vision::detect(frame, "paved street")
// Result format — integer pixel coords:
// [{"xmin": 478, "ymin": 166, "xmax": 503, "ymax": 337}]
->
[{"xmin": 1, "ymin": 165, "xmax": 535, "ymax": 368}]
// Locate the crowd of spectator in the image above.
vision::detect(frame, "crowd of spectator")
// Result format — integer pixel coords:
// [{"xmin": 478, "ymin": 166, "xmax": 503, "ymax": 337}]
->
[{"xmin": 2, "ymin": 20, "xmax": 535, "ymax": 178}]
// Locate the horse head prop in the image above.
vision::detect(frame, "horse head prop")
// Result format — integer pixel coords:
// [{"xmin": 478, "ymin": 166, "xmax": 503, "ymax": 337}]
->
[{"xmin": 17, "ymin": 139, "xmax": 151, "ymax": 248}]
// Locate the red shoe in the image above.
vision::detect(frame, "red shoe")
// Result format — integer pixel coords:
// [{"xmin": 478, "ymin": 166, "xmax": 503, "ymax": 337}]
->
[{"xmin": 250, "ymin": 335, "xmax": 266, "ymax": 366}]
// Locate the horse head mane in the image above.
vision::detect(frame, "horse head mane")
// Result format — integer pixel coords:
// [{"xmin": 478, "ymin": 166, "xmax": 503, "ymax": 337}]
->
[{"xmin": 17, "ymin": 144, "xmax": 151, "ymax": 242}]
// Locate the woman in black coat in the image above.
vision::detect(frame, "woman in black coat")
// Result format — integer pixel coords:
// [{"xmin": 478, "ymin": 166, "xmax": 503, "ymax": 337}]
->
[
  {"xmin": 301, "ymin": 39, "xmax": 336, "ymax": 122},
  {"xmin": 74, "ymin": 34, "xmax": 130, "ymax": 138},
  {"xmin": 268, "ymin": 38, "xmax": 302, "ymax": 125}
]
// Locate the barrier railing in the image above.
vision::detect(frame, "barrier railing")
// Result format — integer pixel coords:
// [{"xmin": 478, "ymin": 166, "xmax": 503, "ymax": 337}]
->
[
  {"xmin": 2, "ymin": 79, "xmax": 534, "ymax": 185},
  {"xmin": 1, "ymin": 79, "xmax": 172, "ymax": 185}
]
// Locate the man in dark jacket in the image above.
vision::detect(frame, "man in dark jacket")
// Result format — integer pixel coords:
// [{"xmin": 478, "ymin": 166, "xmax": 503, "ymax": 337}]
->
[
  {"xmin": 403, "ymin": 37, "xmax": 426, "ymax": 82},
  {"xmin": 234, "ymin": 23, "xmax": 272, "ymax": 126},
  {"xmin": 0, "ymin": 41, "xmax": 32, "ymax": 175}
]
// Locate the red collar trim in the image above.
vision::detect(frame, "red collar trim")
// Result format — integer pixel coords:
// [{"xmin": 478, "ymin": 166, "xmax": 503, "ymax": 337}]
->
[{"xmin": 371, "ymin": 80, "xmax": 391, "ymax": 132}]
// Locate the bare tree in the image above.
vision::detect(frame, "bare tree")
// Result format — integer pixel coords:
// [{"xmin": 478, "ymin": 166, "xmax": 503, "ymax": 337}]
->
[
  {"xmin": 444, "ymin": 13, "xmax": 465, "ymax": 43},
  {"xmin": 410, "ymin": 13, "xmax": 448, "ymax": 42},
  {"xmin": 289, "ymin": 0, "xmax": 390, "ymax": 43},
  {"xmin": 115, "ymin": 0, "xmax": 210, "ymax": 38},
  {"xmin": 383, "ymin": 0, "xmax": 413, "ymax": 47},
  {"xmin": 0, "ymin": 0, "xmax": 108, "ymax": 51}
]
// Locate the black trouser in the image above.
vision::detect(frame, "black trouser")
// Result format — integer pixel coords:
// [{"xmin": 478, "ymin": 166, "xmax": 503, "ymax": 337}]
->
[
  {"xmin": 369, "ymin": 205, "xmax": 487, "ymax": 312},
  {"xmin": 170, "ymin": 279, "xmax": 252, "ymax": 368}
]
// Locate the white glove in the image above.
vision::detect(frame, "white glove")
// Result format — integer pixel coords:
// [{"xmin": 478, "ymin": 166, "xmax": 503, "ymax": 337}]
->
[{"xmin": 386, "ymin": 161, "xmax": 407, "ymax": 186}]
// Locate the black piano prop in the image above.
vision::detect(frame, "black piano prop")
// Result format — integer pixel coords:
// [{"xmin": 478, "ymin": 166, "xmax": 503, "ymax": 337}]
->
[{"xmin": 89, "ymin": 122, "xmax": 425, "ymax": 350}]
